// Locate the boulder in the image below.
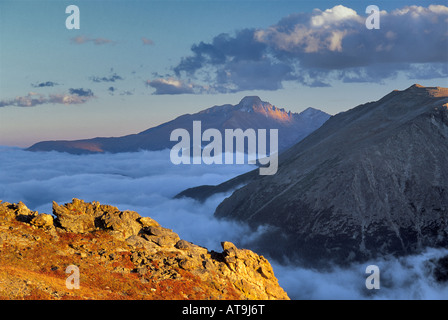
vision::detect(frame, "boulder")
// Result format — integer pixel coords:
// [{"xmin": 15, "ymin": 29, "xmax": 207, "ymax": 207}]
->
[
  {"xmin": 138, "ymin": 217, "xmax": 160, "ymax": 228},
  {"xmin": 141, "ymin": 225, "xmax": 180, "ymax": 248},
  {"xmin": 30, "ymin": 214, "xmax": 54, "ymax": 229},
  {"xmin": 53, "ymin": 201, "xmax": 95, "ymax": 233},
  {"xmin": 100, "ymin": 210, "xmax": 142, "ymax": 239},
  {"xmin": 15, "ymin": 201, "xmax": 37, "ymax": 223}
]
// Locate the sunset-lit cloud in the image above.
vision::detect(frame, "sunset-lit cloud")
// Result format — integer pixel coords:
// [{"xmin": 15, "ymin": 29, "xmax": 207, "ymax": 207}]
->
[
  {"xmin": 141, "ymin": 36, "xmax": 154, "ymax": 45},
  {"xmin": 71, "ymin": 35, "xmax": 115, "ymax": 45},
  {"xmin": 0, "ymin": 89, "xmax": 95, "ymax": 107},
  {"xmin": 146, "ymin": 78, "xmax": 198, "ymax": 95}
]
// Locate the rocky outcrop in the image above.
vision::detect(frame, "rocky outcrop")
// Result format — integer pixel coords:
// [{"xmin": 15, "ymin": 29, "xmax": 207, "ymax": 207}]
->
[
  {"xmin": 214, "ymin": 85, "xmax": 448, "ymax": 267},
  {"xmin": 0, "ymin": 199, "xmax": 288, "ymax": 300}
]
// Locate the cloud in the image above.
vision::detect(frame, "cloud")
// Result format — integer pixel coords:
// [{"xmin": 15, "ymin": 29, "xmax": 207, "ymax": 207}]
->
[
  {"xmin": 0, "ymin": 92, "xmax": 47, "ymax": 107},
  {"xmin": 31, "ymin": 81, "xmax": 59, "ymax": 88},
  {"xmin": 107, "ymin": 87, "xmax": 132, "ymax": 96},
  {"xmin": 89, "ymin": 73, "xmax": 124, "ymax": 83},
  {"xmin": 1, "ymin": 146, "xmax": 448, "ymax": 299},
  {"xmin": 214, "ymin": 59, "xmax": 294, "ymax": 92},
  {"xmin": 272, "ymin": 247, "xmax": 448, "ymax": 299},
  {"xmin": 141, "ymin": 37, "xmax": 154, "ymax": 45},
  {"xmin": 0, "ymin": 89, "xmax": 95, "ymax": 107},
  {"xmin": 47, "ymin": 93, "xmax": 93, "ymax": 105},
  {"xmin": 406, "ymin": 63, "xmax": 448, "ymax": 80},
  {"xmin": 71, "ymin": 35, "xmax": 115, "ymax": 45},
  {"xmin": 107, "ymin": 86, "xmax": 116, "ymax": 95},
  {"xmin": 310, "ymin": 5, "xmax": 362, "ymax": 27},
  {"xmin": 145, "ymin": 77, "xmax": 206, "ymax": 95},
  {"xmin": 68, "ymin": 88, "xmax": 94, "ymax": 97},
  {"xmin": 119, "ymin": 90, "xmax": 134, "ymax": 96},
  {"xmin": 172, "ymin": 4, "xmax": 448, "ymax": 91}
]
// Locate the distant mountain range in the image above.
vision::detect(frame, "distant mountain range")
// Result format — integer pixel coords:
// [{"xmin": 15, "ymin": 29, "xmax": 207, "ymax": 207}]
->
[
  {"xmin": 27, "ymin": 96, "xmax": 330, "ymax": 155},
  {"xmin": 180, "ymin": 84, "xmax": 448, "ymax": 267}
]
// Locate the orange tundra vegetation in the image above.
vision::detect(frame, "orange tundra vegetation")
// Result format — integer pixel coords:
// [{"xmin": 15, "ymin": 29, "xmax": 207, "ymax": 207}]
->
[{"xmin": 0, "ymin": 198, "xmax": 289, "ymax": 300}]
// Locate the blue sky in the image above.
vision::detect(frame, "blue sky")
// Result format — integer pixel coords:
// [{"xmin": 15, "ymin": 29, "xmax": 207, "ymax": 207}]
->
[{"xmin": 0, "ymin": 0, "xmax": 447, "ymax": 147}]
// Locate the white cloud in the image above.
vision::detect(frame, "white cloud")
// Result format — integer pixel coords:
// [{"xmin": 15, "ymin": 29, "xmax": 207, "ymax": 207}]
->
[
  {"xmin": 428, "ymin": 4, "xmax": 448, "ymax": 14},
  {"xmin": 273, "ymin": 247, "xmax": 448, "ymax": 299},
  {"xmin": 310, "ymin": 5, "xmax": 361, "ymax": 27}
]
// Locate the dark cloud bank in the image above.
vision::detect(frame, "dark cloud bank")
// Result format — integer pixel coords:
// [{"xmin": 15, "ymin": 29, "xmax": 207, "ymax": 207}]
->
[
  {"xmin": 89, "ymin": 73, "xmax": 124, "ymax": 83},
  {"xmin": 149, "ymin": 5, "xmax": 448, "ymax": 94},
  {"xmin": 1, "ymin": 146, "xmax": 447, "ymax": 299}
]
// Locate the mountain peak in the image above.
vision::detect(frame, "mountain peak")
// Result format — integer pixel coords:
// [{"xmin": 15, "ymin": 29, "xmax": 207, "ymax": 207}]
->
[
  {"xmin": 238, "ymin": 96, "xmax": 263, "ymax": 107},
  {"xmin": 396, "ymin": 84, "xmax": 448, "ymax": 98},
  {"xmin": 299, "ymin": 107, "xmax": 324, "ymax": 116}
]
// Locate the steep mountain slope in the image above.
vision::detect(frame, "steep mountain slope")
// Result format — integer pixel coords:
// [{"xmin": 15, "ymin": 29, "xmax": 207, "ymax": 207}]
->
[
  {"xmin": 214, "ymin": 85, "xmax": 448, "ymax": 266},
  {"xmin": 0, "ymin": 198, "xmax": 288, "ymax": 300},
  {"xmin": 27, "ymin": 96, "xmax": 330, "ymax": 154}
]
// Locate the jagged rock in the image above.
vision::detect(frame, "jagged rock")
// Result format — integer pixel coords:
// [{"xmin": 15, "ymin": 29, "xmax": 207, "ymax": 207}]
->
[
  {"xmin": 221, "ymin": 241, "xmax": 238, "ymax": 270},
  {"xmin": 125, "ymin": 235, "xmax": 159, "ymax": 252},
  {"xmin": 0, "ymin": 201, "xmax": 40, "ymax": 225},
  {"xmin": 52, "ymin": 200, "xmax": 96, "ymax": 233},
  {"xmin": 175, "ymin": 240, "xmax": 193, "ymax": 250},
  {"xmin": 100, "ymin": 210, "xmax": 142, "ymax": 240},
  {"xmin": 0, "ymin": 199, "xmax": 289, "ymax": 300},
  {"xmin": 143, "ymin": 225, "xmax": 165, "ymax": 237},
  {"xmin": 177, "ymin": 257, "xmax": 197, "ymax": 270},
  {"xmin": 222, "ymin": 241, "xmax": 237, "ymax": 256},
  {"xmin": 30, "ymin": 214, "xmax": 54, "ymax": 229},
  {"xmin": 14, "ymin": 202, "xmax": 37, "ymax": 223},
  {"xmin": 140, "ymin": 225, "xmax": 180, "ymax": 248},
  {"xmin": 138, "ymin": 217, "xmax": 160, "ymax": 228}
]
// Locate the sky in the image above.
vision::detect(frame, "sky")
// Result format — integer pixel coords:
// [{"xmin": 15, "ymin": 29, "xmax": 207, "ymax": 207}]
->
[
  {"xmin": 0, "ymin": 1, "xmax": 448, "ymax": 299},
  {"xmin": 0, "ymin": 0, "xmax": 447, "ymax": 147}
]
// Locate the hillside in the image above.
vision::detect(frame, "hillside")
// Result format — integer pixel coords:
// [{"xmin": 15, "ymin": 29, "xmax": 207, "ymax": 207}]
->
[
  {"xmin": 0, "ymin": 198, "xmax": 288, "ymax": 300},
  {"xmin": 213, "ymin": 85, "xmax": 448, "ymax": 266}
]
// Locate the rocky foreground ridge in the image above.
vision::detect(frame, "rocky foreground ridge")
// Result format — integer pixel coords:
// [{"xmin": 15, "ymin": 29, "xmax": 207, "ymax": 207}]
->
[{"xmin": 0, "ymin": 198, "xmax": 288, "ymax": 300}]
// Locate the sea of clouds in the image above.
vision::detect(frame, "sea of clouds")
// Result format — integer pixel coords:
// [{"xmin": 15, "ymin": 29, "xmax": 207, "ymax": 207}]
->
[{"xmin": 1, "ymin": 146, "xmax": 447, "ymax": 299}]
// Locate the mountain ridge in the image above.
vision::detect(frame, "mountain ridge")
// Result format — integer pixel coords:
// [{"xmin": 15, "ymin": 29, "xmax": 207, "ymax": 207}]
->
[
  {"xmin": 209, "ymin": 84, "xmax": 448, "ymax": 267},
  {"xmin": 27, "ymin": 97, "xmax": 330, "ymax": 154}
]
